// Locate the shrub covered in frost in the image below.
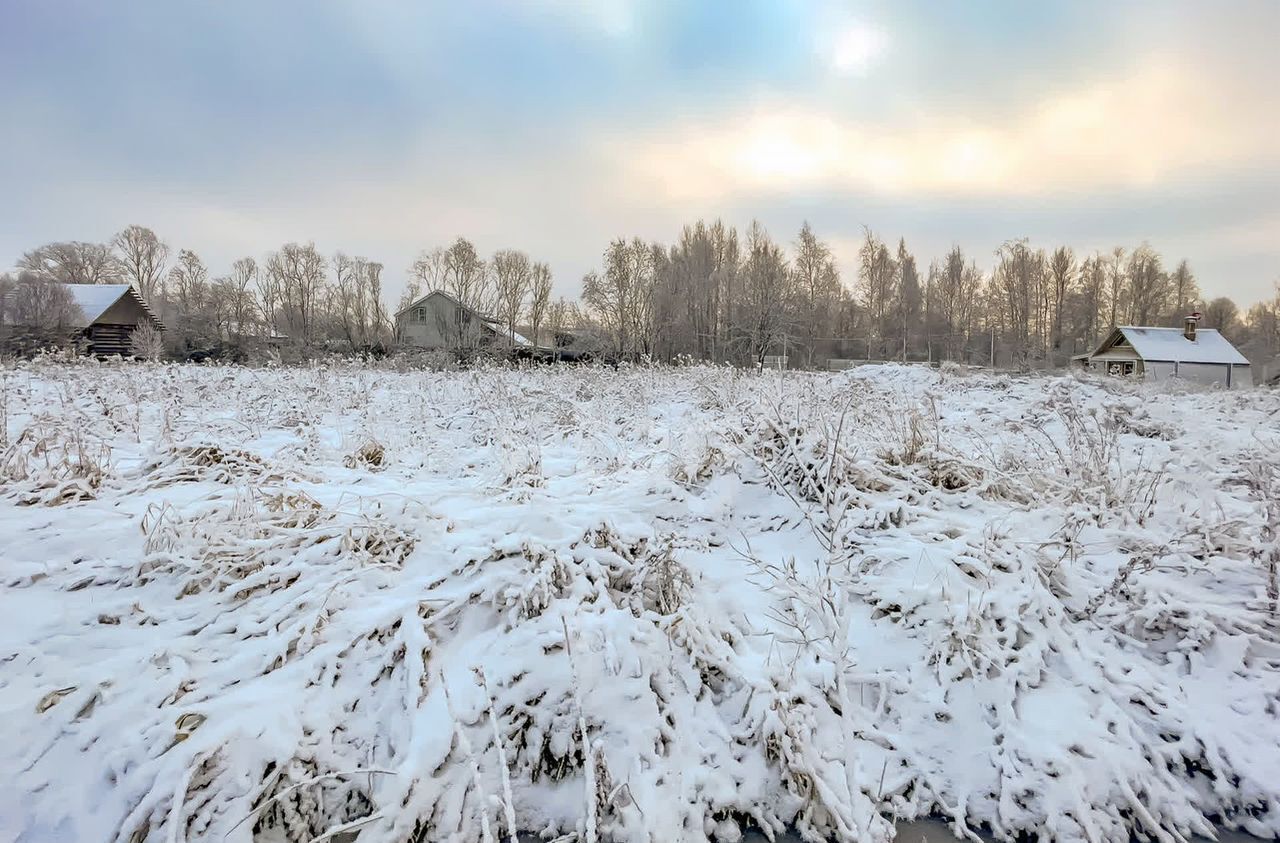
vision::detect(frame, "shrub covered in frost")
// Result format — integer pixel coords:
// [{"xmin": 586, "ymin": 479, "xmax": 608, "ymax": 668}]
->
[{"xmin": 1, "ymin": 360, "xmax": 1278, "ymax": 843}]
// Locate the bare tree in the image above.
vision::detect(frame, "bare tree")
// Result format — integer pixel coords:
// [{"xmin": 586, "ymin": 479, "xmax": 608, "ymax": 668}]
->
[
  {"xmin": 444, "ymin": 238, "xmax": 489, "ymax": 310},
  {"xmin": 113, "ymin": 226, "xmax": 169, "ymax": 302},
  {"xmin": 1241, "ymin": 285, "xmax": 1280, "ymax": 370},
  {"xmin": 583, "ymin": 238, "xmax": 656, "ymax": 357},
  {"xmin": 1077, "ymin": 254, "xmax": 1107, "ymax": 346},
  {"xmin": 329, "ymin": 253, "xmax": 386, "ymax": 350},
  {"xmin": 527, "ymin": 262, "xmax": 552, "ymax": 349},
  {"xmin": 361, "ymin": 259, "xmax": 387, "ymax": 344},
  {"xmin": 255, "ymin": 259, "xmax": 282, "ymax": 339},
  {"xmin": 1047, "ymin": 246, "xmax": 1076, "ymax": 363},
  {"xmin": 19, "ymin": 241, "xmax": 122, "ymax": 285},
  {"xmin": 792, "ymin": 222, "xmax": 841, "ymax": 366},
  {"xmin": 993, "ymin": 239, "xmax": 1027, "ymax": 358},
  {"xmin": 1169, "ymin": 260, "xmax": 1200, "ymax": 323},
  {"xmin": 546, "ymin": 296, "xmax": 571, "ymax": 358},
  {"xmin": 332, "ymin": 252, "xmax": 362, "ymax": 350},
  {"xmin": 265, "ymin": 242, "xmax": 326, "ymax": 345},
  {"xmin": 166, "ymin": 249, "xmax": 215, "ymax": 344},
  {"xmin": 739, "ymin": 221, "xmax": 791, "ymax": 366},
  {"xmin": 439, "ymin": 238, "xmax": 490, "ymax": 348},
  {"xmin": 405, "ymin": 247, "xmax": 447, "ymax": 312},
  {"xmin": 0, "ymin": 271, "xmax": 83, "ymax": 346},
  {"xmin": 667, "ymin": 222, "xmax": 711, "ymax": 359},
  {"xmin": 492, "ymin": 249, "xmax": 533, "ymax": 347},
  {"xmin": 897, "ymin": 238, "xmax": 921, "ymax": 361},
  {"xmin": 930, "ymin": 245, "xmax": 981, "ymax": 361},
  {"xmin": 225, "ymin": 257, "xmax": 258, "ymax": 341},
  {"xmin": 1106, "ymin": 247, "xmax": 1126, "ymax": 328},
  {"xmin": 858, "ymin": 228, "xmax": 897, "ymax": 358},
  {"xmin": 710, "ymin": 222, "xmax": 741, "ymax": 361},
  {"xmin": 1203, "ymin": 296, "xmax": 1241, "ymax": 340},
  {"xmin": 1125, "ymin": 244, "xmax": 1167, "ymax": 326}
]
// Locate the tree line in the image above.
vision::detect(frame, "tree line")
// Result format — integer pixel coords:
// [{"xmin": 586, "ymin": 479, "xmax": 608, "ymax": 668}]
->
[
  {"xmin": 579, "ymin": 220, "xmax": 1280, "ymax": 370},
  {"xmin": 2, "ymin": 221, "xmax": 1277, "ymax": 371},
  {"xmin": 2, "ymin": 229, "xmax": 392, "ymax": 355}
]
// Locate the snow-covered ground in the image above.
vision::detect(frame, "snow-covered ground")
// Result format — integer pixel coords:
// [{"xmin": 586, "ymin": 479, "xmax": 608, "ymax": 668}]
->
[{"xmin": 1, "ymin": 359, "xmax": 1278, "ymax": 843}]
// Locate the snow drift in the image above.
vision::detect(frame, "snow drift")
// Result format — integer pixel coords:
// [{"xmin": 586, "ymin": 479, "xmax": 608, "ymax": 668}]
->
[{"xmin": 1, "ymin": 359, "xmax": 1277, "ymax": 843}]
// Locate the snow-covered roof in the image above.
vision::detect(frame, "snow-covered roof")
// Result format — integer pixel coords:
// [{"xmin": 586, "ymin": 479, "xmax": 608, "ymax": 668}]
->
[
  {"xmin": 64, "ymin": 284, "xmax": 134, "ymax": 326},
  {"xmin": 1107, "ymin": 326, "xmax": 1249, "ymax": 366},
  {"xmin": 479, "ymin": 317, "xmax": 532, "ymax": 347},
  {"xmin": 1, "ymin": 283, "xmax": 162, "ymax": 330},
  {"xmin": 396, "ymin": 289, "xmax": 499, "ymax": 321}
]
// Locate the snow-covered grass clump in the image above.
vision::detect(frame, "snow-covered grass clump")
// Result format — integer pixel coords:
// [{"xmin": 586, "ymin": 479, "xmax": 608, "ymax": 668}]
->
[{"xmin": 1, "ymin": 359, "xmax": 1278, "ymax": 843}]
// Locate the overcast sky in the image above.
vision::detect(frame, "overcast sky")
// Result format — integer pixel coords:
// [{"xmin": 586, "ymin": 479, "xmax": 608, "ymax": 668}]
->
[{"xmin": 2, "ymin": 0, "xmax": 1277, "ymax": 305}]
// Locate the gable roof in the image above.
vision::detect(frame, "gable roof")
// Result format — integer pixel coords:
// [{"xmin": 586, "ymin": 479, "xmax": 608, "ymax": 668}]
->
[
  {"xmin": 65, "ymin": 284, "xmax": 132, "ymax": 325},
  {"xmin": 394, "ymin": 289, "xmax": 532, "ymax": 346},
  {"xmin": 2, "ymin": 283, "xmax": 164, "ymax": 331},
  {"xmin": 1092, "ymin": 326, "xmax": 1248, "ymax": 366},
  {"xmin": 395, "ymin": 289, "xmax": 491, "ymax": 318},
  {"xmin": 64, "ymin": 284, "xmax": 165, "ymax": 330}
]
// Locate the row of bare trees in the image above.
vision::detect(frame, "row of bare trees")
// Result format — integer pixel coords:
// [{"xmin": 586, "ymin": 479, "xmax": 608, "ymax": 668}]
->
[
  {"xmin": 4, "ymin": 222, "xmax": 1277, "ymax": 371},
  {"xmin": 4, "ymin": 229, "xmax": 389, "ymax": 355},
  {"xmin": 578, "ymin": 219, "xmax": 1280, "ymax": 370}
]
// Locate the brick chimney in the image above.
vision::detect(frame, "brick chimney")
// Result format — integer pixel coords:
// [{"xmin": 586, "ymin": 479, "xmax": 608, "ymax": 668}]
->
[{"xmin": 1183, "ymin": 312, "xmax": 1201, "ymax": 341}]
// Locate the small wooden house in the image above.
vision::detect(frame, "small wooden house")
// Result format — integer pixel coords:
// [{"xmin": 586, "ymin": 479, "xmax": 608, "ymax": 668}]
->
[
  {"xmin": 1074, "ymin": 315, "xmax": 1251, "ymax": 388},
  {"xmin": 2, "ymin": 282, "xmax": 164, "ymax": 356},
  {"xmin": 64, "ymin": 284, "xmax": 165, "ymax": 356}
]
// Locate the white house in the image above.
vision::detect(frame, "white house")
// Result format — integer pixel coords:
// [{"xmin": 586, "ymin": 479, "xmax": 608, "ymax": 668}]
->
[
  {"xmin": 1075, "ymin": 314, "xmax": 1251, "ymax": 388},
  {"xmin": 394, "ymin": 290, "xmax": 532, "ymax": 350}
]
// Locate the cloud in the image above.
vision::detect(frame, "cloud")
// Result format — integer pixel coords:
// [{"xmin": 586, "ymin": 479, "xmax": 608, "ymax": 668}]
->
[
  {"xmin": 613, "ymin": 56, "xmax": 1279, "ymax": 202},
  {"xmin": 823, "ymin": 21, "xmax": 889, "ymax": 76},
  {"xmin": 1, "ymin": 1, "xmax": 1276, "ymax": 307}
]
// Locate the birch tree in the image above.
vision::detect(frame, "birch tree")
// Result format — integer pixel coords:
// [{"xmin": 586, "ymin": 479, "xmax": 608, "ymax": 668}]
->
[
  {"xmin": 739, "ymin": 221, "xmax": 791, "ymax": 365},
  {"xmin": 792, "ymin": 222, "xmax": 841, "ymax": 365},
  {"xmin": 897, "ymin": 238, "xmax": 921, "ymax": 361},
  {"xmin": 858, "ymin": 228, "xmax": 897, "ymax": 358}
]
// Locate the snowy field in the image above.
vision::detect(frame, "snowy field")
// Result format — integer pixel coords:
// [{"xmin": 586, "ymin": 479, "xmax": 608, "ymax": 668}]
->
[{"xmin": 1, "ymin": 359, "xmax": 1278, "ymax": 843}]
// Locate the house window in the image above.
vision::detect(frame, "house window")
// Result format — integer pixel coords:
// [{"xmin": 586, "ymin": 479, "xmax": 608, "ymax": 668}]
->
[
  {"xmin": 415, "ymin": 307, "xmax": 425, "ymax": 322},
  {"xmin": 1106, "ymin": 361, "xmax": 1136, "ymax": 376}
]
